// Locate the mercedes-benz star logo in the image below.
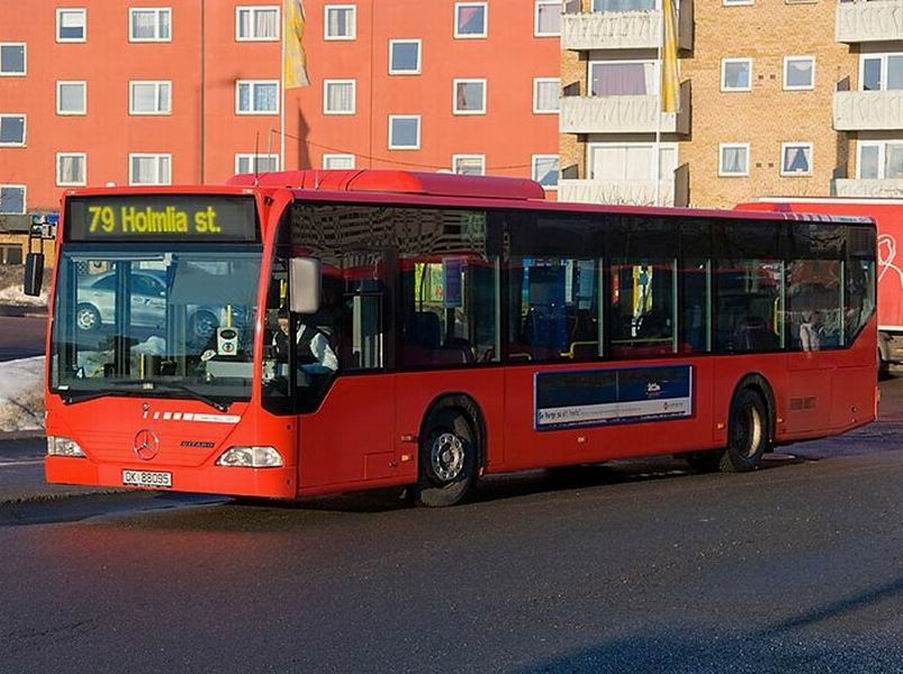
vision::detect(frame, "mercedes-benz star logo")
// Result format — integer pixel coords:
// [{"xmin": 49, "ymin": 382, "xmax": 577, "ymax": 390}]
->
[{"xmin": 134, "ymin": 429, "xmax": 160, "ymax": 461}]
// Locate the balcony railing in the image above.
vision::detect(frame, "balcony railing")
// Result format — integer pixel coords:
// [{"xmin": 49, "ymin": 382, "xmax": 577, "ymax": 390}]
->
[
  {"xmin": 834, "ymin": 90, "xmax": 903, "ymax": 131},
  {"xmin": 836, "ymin": 0, "xmax": 903, "ymax": 43},
  {"xmin": 561, "ymin": 0, "xmax": 693, "ymax": 51},
  {"xmin": 834, "ymin": 178, "xmax": 903, "ymax": 197},
  {"xmin": 559, "ymin": 165, "xmax": 689, "ymax": 207},
  {"xmin": 560, "ymin": 81, "xmax": 691, "ymax": 135}
]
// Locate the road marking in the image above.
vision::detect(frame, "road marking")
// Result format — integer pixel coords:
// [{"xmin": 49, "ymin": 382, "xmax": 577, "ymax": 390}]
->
[{"xmin": 0, "ymin": 459, "xmax": 44, "ymax": 468}]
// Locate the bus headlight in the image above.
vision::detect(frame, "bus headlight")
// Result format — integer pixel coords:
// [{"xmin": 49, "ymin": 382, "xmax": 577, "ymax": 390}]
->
[
  {"xmin": 216, "ymin": 446, "xmax": 284, "ymax": 468},
  {"xmin": 47, "ymin": 436, "xmax": 86, "ymax": 457}
]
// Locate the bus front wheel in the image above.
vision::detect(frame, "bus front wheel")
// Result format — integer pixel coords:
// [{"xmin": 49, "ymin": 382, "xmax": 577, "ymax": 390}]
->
[{"xmin": 412, "ymin": 409, "xmax": 477, "ymax": 508}]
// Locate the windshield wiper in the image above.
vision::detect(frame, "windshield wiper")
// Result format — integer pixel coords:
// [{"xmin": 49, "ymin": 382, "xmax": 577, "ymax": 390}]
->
[
  {"xmin": 151, "ymin": 382, "xmax": 231, "ymax": 413},
  {"xmin": 61, "ymin": 382, "xmax": 151, "ymax": 406}
]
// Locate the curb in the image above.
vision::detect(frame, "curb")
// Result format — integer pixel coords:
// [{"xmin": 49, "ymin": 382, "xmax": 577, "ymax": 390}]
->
[
  {"xmin": 0, "ymin": 304, "xmax": 47, "ymax": 318},
  {"xmin": 0, "ymin": 430, "xmax": 44, "ymax": 443}
]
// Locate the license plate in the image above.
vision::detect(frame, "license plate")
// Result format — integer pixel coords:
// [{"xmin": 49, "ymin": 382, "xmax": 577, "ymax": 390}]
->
[{"xmin": 122, "ymin": 470, "xmax": 172, "ymax": 489}]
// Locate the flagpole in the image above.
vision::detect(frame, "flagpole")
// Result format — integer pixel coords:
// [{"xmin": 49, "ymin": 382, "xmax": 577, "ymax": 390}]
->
[
  {"xmin": 280, "ymin": 1, "xmax": 286, "ymax": 170},
  {"xmin": 654, "ymin": 0, "xmax": 664, "ymax": 208}
]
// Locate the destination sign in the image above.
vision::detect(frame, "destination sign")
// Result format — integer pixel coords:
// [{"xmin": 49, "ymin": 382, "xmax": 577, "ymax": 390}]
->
[{"xmin": 66, "ymin": 195, "xmax": 259, "ymax": 243}]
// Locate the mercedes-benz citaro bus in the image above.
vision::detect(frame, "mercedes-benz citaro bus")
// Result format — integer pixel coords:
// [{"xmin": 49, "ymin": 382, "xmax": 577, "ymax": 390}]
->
[{"xmin": 30, "ymin": 170, "xmax": 878, "ymax": 507}]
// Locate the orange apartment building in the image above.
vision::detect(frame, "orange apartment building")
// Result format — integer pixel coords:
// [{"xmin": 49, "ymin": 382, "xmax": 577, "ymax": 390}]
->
[{"xmin": 0, "ymin": 0, "xmax": 563, "ymax": 263}]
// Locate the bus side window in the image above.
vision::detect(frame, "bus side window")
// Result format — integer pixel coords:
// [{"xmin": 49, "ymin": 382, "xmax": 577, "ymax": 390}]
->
[
  {"xmin": 715, "ymin": 260, "xmax": 785, "ymax": 353},
  {"xmin": 609, "ymin": 259, "xmax": 677, "ymax": 358}
]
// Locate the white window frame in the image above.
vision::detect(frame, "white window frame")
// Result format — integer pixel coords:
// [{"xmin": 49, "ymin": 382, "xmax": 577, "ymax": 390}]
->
[
  {"xmin": 56, "ymin": 8, "xmax": 87, "ymax": 43},
  {"xmin": 388, "ymin": 39, "xmax": 422, "ymax": 76},
  {"xmin": 534, "ymin": 0, "xmax": 562, "ymax": 37},
  {"xmin": 783, "ymin": 56, "xmax": 815, "ymax": 91},
  {"xmin": 859, "ymin": 53, "xmax": 903, "ymax": 92},
  {"xmin": 388, "ymin": 115, "xmax": 421, "ymax": 150},
  {"xmin": 721, "ymin": 58, "xmax": 753, "ymax": 92},
  {"xmin": 56, "ymin": 81, "xmax": 87, "ymax": 116},
  {"xmin": 129, "ymin": 153, "xmax": 172, "ymax": 186},
  {"xmin": 0, "ymin": 184, "xmax": 26, "ymax": 215},
  {"xmin": 780, "ymin": 142, "xmax": 813, "ymax": 177},
  {"xmin": 533, "ymin": 77, "xmax": 560, "ymax": 114},
  {"xmin": 719, "ymin": 143, "xmax": 751, "ymax": 177},
  {"xmin": 129, "ymin": 7, "xmax": 172, "ymax": 43},
  {"xmin": 532, "ymin": 154, "xmax": 560, "ymax": 191},
  {"xmin": 586, "ymin": 141, "xmax": 679, "ymax": 181},
  {"xmin": 323, "ymin": 79, "xmax": 357, "ymax": 115},
  {"xmin": 0, "ymin": 114, "xmax": 26, "ymax": 147},
  {"xmin": 235, "ymin": 79, "xmax": 280, "ymax": 115},
  {"xmin": 452, "ymin": 154, "xmax": 486, "ymax": 176},
  {"xmin": 235, "ymin": 5, "xmax": 280, "ymax": 41},
  {"xmin": 323, "ymin": 153, "xmax": 356, "ymax": 169},
  {"xmin": 324, "ymin": 4, "xmax": 357, "ymax": 41},
  {"xmin": 0, "ymin": 43, "xmax": 27, "ymax": 76},
  {"xmin": 454, "ymin": 2, "xmax": 488, "ymax": 39},
  {"xmin": 722, "ymin": 0, "xmax": 754, "ymax": 6},
  {"xmin": 453, "ymin": 78, "xmax": 487, "ymax": 115},
  {"xmin": 56, "ymin": 152, "xmax": 87, "ymax": 187},
  {"xmin": 235, "ymin": 153, "xmax": 280, "ymax": 174},
  {"xmin": 588, "ymin": 58, "xmax": 660, "ymax": 97},
  {"xmin": 129, "ymin": 80, "xmax": 172, "ymax": 116},
  {"xmin": 855, "ymin": 141, "xmax": 903, "ymax": 180}
]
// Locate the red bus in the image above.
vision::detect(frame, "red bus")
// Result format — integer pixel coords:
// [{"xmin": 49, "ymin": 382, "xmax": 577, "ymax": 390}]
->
[
  {"xmin": 738, "ymin": 198, "xmax": 903, "ymax": 372},
  {"xmin": 31, "ymin": 171, "xmax": 877, "ymax": 507}
]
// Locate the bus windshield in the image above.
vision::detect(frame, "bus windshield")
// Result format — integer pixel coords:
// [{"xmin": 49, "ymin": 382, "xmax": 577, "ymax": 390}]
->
[{"xmin": 50, "ymin": 246, "xmax": 263, "ymax": 406}]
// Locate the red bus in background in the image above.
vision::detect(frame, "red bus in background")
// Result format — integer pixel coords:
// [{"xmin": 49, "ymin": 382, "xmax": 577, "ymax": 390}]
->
[
  {"xmin": 738, "ymin": 198, "xmax": 901, "ymax": 372},
  {"xmin": 35, "ymin": 171, "xmax": 877, "ymax": 507}
]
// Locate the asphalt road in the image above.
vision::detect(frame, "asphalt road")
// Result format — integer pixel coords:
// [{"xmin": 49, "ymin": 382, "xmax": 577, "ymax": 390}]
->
[
  {"xmin": 0, "ymin": 315, "xmax": 45, "ymax": 362},
  {"xmin": 2, "ymin": 379, "xmax": 903, "ymax": 672}
]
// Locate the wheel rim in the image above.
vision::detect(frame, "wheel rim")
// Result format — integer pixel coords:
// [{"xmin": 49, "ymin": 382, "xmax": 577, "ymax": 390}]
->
[
  {"xmin": 76, "ymin": 307, "xmax": 96, "ymax": 331},
  {"xmin": 430, "ymin": 432, "xmax": 465, "ymax": 482},
  {"xmin": 733, "ymin": 405, "xmax": 763, "ymax": 458}
]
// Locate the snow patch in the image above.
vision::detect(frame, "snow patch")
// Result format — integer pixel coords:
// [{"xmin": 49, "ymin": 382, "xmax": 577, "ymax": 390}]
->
[
  {"xmin": 0, "ymin": 284, "xmax": 48, "ymax": 307},
  {"xmin": 0, "ymin": 356, "xmax": 45, "ymax": 432}
]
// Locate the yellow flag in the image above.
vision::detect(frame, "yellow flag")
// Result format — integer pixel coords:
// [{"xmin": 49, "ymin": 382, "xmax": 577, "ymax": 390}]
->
[
  {"xmin": 284, "ymin": 0, "xmax": 310, "ymax": 88},
  {"xmin": 661, "ymin": 0, "xmax": 679, "ymax": 113}
]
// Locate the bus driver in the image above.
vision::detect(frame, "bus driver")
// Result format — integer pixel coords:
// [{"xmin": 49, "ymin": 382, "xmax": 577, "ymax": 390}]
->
[{"xmin": 274, "ymin": 307, "xmax": 339, "ymax": 374}]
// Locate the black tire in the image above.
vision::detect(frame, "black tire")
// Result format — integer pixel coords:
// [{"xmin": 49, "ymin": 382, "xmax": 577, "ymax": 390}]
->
[
  {"xmin": 411, "ymin": 409, "xmax": 478, "ymax": 508},
  {"xmin": 75, "ymin": 303, "xmax": 101, "ymax": 332},
  {"xmin": 720, "ymin": 388, "xmax": 769, "ymax": 473}
]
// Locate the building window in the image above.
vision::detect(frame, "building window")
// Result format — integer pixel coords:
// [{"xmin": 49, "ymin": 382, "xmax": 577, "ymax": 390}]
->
[
  {"xmin": 719, "ymin": 143, "xmax": 750, "ymax": 176},
  {"xmin": 588, "ymin": 142, "xmax": 677, "ymax": 182},
  {"xmin": 535, "ymin": 1, "xmax": 562, "ymax": 37},
  {"xmin": 590, "ymin": 60, "xmax": 658, "ymax": 96},
  {"xmin": 784, "ymin": 56, "xmax": 815, "ymax": 91},
  {"xmin": 323, "ymin": 154, "xmax": 355, "ymax": 169},
  {"xmin": 389, "ymin": 39, "xmax": 421, "ymax": 75},
  {"xmin": 452, "ymin": 154, "xmax": 485, "ymax": 175},
  {"xmin": 388, "ymin": 115, "xmax": 421, "ymax": 150},
  {"xmin": 533, "ymin": 78, "xmax": 560, "ymax": 114},
  {"xmin": 0, "ymin": 185, "xmax": 26, "ymax": 215},
  {"xmin": 57, "ymin": 153, "xmax": 87, "ymax": 186},
  {"xmin": 324, "ymin": 5, "xmax": 356, "ymax": 40},
  {"xmin": 323, "ymin": 79, "xmax": 356, "ymax": 115},
  {"xmin": 129, "ymin": 154, "xmax": 171, "ymax": 186},
  {"xmin": 130, "ymin": 81, "xmax": 172, "ymax": 115},
  {"xmin": 861, "ymin": 54, "xmax": 903, "ymax": 91},
  {"xmin": 723, "ymin": 0, "xmax": 754, "ymax": 6},
  {"xmin": 532, "ymin": 155, "xmax": 559, "ymax": 190},
  {"xmin": 56, "ymin": 81, "xmax": 86, "ymax": 115},
  {"xmin": 236, "ymin": 80, "xmax": 279, "ymax": 114},
  {"xmin": 858, "ymin": 141, "xmax": 903, "ymax": 180},
  {"xmin": 56, "ymin": 9, "xmax": 86, "ymax": 42},
  {"xmin": 0, "ymin": 244, "xmax": 24, "ymax": 265},
  {"xmin": 0, "ymin": 115, "xmax": 25, "ymax": 146},
  {"xmin": 781, "ymin": 143, "xmax": 813, "ymax": 176},
  {"xmin": 0, "ymin": 44, "xmax": 26, "ymax": 76},
  {"xmin": 453, "ymin": 79, "xmax": 487, "ymax": 115},
  {"xmin": 129, "ymin": 8, "xmax": 172, "ymax": 42},
  {"xmin": 235, "ymin": 153, "xmax": 279, "ymax": 174},
  {"xmin": 236, "ymin": 6, "xmax": 280, "ymax": 41},
  {"xmin": 721, "ymin": 58, "xmax": 752, "ymax": 92},
  {"xmin": 455, "ymin": 2, "xmax": 488, "ymax": 39}
]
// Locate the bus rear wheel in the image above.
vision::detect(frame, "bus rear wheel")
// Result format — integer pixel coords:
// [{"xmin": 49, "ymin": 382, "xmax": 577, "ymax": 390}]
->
[
  {"xmin": 720, "ymin": 388, "xmax": 769, "ymax": 472},
  {"xmin": 412, "ymin": 409, "xmax": 477, "ymax": 508}
]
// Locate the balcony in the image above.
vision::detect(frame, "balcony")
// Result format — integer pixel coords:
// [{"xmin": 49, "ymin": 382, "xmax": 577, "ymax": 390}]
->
[
  {"xmin": 836, "ymin": 0, "xmax": 903, "ymax": 43},
  {"xmin": 834, "ymin": 90, "xmax": 903, "ymax": 131},
  {"xmin": 559, "ymin": 165, "xmax": 689, "ymax": 207},
  {"xmin": 834, "ymin": 178, "xmax": 903, "ymax": 197},
  {"xmin": 561, "ymin": 0, "xmax": 693, "ymax": 51},
  {"xmin": 560, "ymin": 81, "xmax": 691, "ymax": 135}
]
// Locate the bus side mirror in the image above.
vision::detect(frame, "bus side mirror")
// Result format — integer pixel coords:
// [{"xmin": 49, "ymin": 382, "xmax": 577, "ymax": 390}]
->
[
  {"xmin": 289, "ymin": 257, "xmax": 320, "ymax": 315},
  {"xmin": 23, "ymin": 252, "xmax": 44, "ymax": 297}
]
